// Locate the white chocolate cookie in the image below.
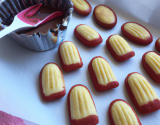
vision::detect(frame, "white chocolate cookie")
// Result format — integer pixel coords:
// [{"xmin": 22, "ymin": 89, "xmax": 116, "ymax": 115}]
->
[
  {"xmin": 92, "ymin": 57, "xmax": 117, "ymax": 85},
  {"xmin": 94, "ymin": 5, "xmax": 115, "ymax": 24},
  {"xmin": 70, "ymin": 86, "xmax": 97, "ymax": 120},
  {"xmin": 128, "ymin": 73, "xmax": 159, "ymax": 106},
  {"xmin": 145, "ymin": 52, "xmax": 160, "ymax": 74},
  {"xmin": 109, "ymin": 35, "xmax": 132, "ymax": 56},
  {"xmin": 124, "ymin": 23, "xmax": 150, "ymax": 39},
  {"xmin": 111, "ymin": 101, "xmax": 139, "ymax": 125},
  {"xmin": 42, "ymin": 64, "xmax": 65, "ymax": 96},
  {"xmin": 71, "ymin": 0, "xmax": 89, "ymax": 11},
  {"xmin": 76, "ymin": 25, "xmax": 99, "ymax": 41},
  {"xmin": 60, "ymin": 42, "xmax": 81, "ymax": 65}
]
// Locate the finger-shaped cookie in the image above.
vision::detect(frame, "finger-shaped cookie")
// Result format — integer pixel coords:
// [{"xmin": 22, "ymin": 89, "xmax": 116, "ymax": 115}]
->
[
  {"xmin": 109, "ymin": 99, "xmax": 142, "ymax": 125},
  {"xmin": 71, "ymin": 0, "xmax": 92, "ymax": 16},
  {"xmin": 106, "ymin": 34, "xmax": 135, "ymax": 62},
  {"xmin": 39, "ymin": 63, "xmax": 66, "ymax": 101},
  {"xmin": 58, "ymin": 41, "xmax": 83, "ymax": 72},
  {"xmin": 142, "ymin": 51, "xmax": 160, "ymax": 83},
  {"xmin": 74, "ymin": 24, "xmax": 103, "ymax": 47},
  {"xmin": 125, "ymin": 72, "xmax": 160, "ymax": 114},
  {"xmin": 121, "ymin": 22, "xmax": 153, "ymax": 45},
  {"xmin": 155, "ymin": 38, "xmax": 160, "ymax": 52},
  {"xmin": 88, "ymin": 56, "xmax": 119, "ymax": 92},
  {"xmin": 68, "ymin": 84, "xmax": 99, "ymax": 125},
  {"xmin": 93, "ymin": 5, "xmax": 117, "ymax": 29}
]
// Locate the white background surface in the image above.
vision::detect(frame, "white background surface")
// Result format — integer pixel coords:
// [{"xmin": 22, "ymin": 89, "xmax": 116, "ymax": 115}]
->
[{"xmin": 0, "ymin": 0, "xmax": 160, "ymax": 125}]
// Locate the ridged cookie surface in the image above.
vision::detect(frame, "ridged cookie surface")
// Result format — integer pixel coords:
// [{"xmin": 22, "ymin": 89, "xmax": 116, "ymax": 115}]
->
[
  {"xmin": 125, "ymin": 72, "xmax": 160, "ymax": 114},
  {"xmin": 40, "ymin": 63, "xmax": 66, "ymax": 101},
  {"xmin": 58, "ymin": 41, "xmax": 83, "ymax": 72},
  {"xmin": 68, "ymin": 85, "xmax": 99, "ymax": 125},
  {"xmin": 121, "ymin": 22, "xmax": 153, "ymax": 45},
  {"xmin": 142, "ymin": 51, "xmax": 160, "ymax": 83},
  {"xmin": 74, "ymin": 24, "xmax": 102, "ymax": 47},
  {"xmin": 88, "ymin": 56, "xmax": 119, "ymax": 91},
  {"xmin": 109, "ymin": 99, "xmax": 142, "ymax": 125},
  {"xmin": 106, "ymin": 35, "xmax": 135, "ymax": 61},
  {"xmin": 71, "ymin": 0, "xmax": 92, "ymax": 16}
]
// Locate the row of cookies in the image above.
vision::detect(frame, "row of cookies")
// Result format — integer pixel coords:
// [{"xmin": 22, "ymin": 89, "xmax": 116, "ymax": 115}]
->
[
  {"xmin": 71, "ymin": 0, "xmax": 117, "ymax": 29},
  {"xmin": 39, "ymin": 1, "xmax": 160, "ymax": 124},
  {"xmin": 39, "ymin": 60, "xmax": 160, "ymax": 124},
  {"xmin": 71, "ymin": 0, "xmax": 160, "ymax": 52}
]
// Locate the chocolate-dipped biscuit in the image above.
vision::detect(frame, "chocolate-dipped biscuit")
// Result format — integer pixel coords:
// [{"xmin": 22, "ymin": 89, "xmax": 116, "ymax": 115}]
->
[
  {"xmin": 125, "ymin": 72, "xmax": 160, "ymax": 114},
  {"xmin": 109, "ymin": 99, "xmax": 142, "ymax": 125},
  {"xmin": 68, "ymin": 84, "xmax": 99, "ymax": 125},
  {"xmin": 39, "ymin": 63, "xmax": 66, "ymax": 101},
  {"xmin": 142, "ymin": 51, "xmax": 160, "ymax": 83},
  {"xmin": 74, "ymin": 24, "xmax": 102, "ymax": 47},
  {"xmin": 71, "ymin": 0, "xmax": 92, "ymax": 16},
  {"xmin": 121, "ymin": 22, "xmax": 153, "ymax": 45},
  {"xmin": 106, "ymin": 34, "xmax": 135, "ymax": 61},
  {"xmin": 88, "ymin": 56, "xmax": 119, "ymax": 91},
  {"xmin": 93, "ymin": 5, "xmax": 117, "ymax": 29}
]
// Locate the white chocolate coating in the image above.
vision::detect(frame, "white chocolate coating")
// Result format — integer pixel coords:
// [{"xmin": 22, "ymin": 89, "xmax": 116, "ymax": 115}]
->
[
  {"xmin": 111, "ymin": 101, "xmax": 139, "ymax": 125},
  {"xmin": 128, "ymin": 73, "xmax": 159, "ymax": 106},
  {"xmin": 70, "ymin": 86, "xmax": 97, "ymax": 120},
  {"xmin": 71, "ymin": 0, "xmax": 89, "ymax": 11},
  {"xmin": 109, "ymin": 35, "xmax": 132, "ymax": 56},
  {"xmin": 145, "ymin": 52, "xmax": 160, "ymax": 74},
  {"xmin": 76, "ymin": 25, "xmax": 99, "ymax": 41},
  {"xmin": 42, "ymin": 64, "xmax": 65, "ymax": 96},
  {"xmin": 92, "ymin": 57, "xmax": 117, "ymax": 85},
  {"xmin": 60, "ymin": 42, "xmax": 81, "ymax": 65},
  {"xmin": 95, "ymin": 5, "xmax": 115, "ymax": 24},
  {"xmin": 124, "ymin": 23, "xmax": 150, "ymax": 39}
]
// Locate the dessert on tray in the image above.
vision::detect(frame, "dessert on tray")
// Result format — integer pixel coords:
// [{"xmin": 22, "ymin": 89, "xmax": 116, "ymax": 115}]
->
[
  {"xmin": 142, "ymin": 51, "xmax": 160, "ymax": 83},
  {"xmin": 121, "ymin": 22, "xmax": 153, "ymax": 45},
  {"xmin": 58, "ymin": 41, "xmax": 83, "ymax": 72},
  {"xmin": 71, "ymin": 0, "xmax": 92, "ymax": 16},
  {"xmin": 109, "ymin": 99, "xmax": 142, "ymax": 125},
  {"xmin": 93, "ymin": 5, "xmax": 117, "ymax": 29},
  {"xmin": 68, "ymin": 84, "xmax": 99, "ymax": 125},
  {"xmin": 106, "ymin": 34, "xmax": 135, "ymax": 62},
  {"xmin": 74, "ymin": 24, "xmax": 103, "ymax": 47},
  {"xmin": 88, "ymin": 56, "xmax": 119, "ymax": 91},
  {"xmin": 125, "ymin": 72, "xmax": 160, "ymax": 114},
  {"xmin": 39, "ymin": 63, "xmax": 66, "ymax": 101}
]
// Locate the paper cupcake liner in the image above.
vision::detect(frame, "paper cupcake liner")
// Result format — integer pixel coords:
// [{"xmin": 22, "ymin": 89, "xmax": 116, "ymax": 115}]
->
[{"xmin": 0, "ymin": 0, "xmax": 73, "ymax": 51}]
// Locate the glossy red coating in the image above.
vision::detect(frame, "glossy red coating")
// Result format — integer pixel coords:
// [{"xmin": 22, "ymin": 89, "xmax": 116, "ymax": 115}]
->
[
  {"xmin": 106, "ymin": 35, "xmax": 135, "ymax": 62},
  {"xmin": 39, "ymin": 63, "xmax": 66, "ymax": 101},
  {"xmin": 109, "ymin": 99, "xmax": 142, "ymax": 125},
  {"xmin": 125, "ymin": 72, "xmax": 160, "ymax": 114},
  {"xmin": 142, "ymin": 51, "xmax": 160, "ymax": 83},
  {"xmin": 121, "ymin": 22, "xmax": 153, "ymax": 45},
  {"xmin": 155, "ymin": 38, "xmax": 160, "ymax": 52},
  {"xmin": 74, "ymin": 24, "xmax": 103, "ymax": 47},
  {"xmin": 73, "ymin": 0, "xmax": 92, "ymax": 16},
  {"xmin": 88, "ymin": 56, "xmax": 119, "ymax": 92},
  {"xmin": 68, "ymin": 84, "xmax": 99, "ymax": 125},
  {"xmin": 93, "ymin": 5, "xmax": 117, "ymax": 29},
  {"xmin": 58, "ymin": 41, "xmax": 83, "ymax": 72}
]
